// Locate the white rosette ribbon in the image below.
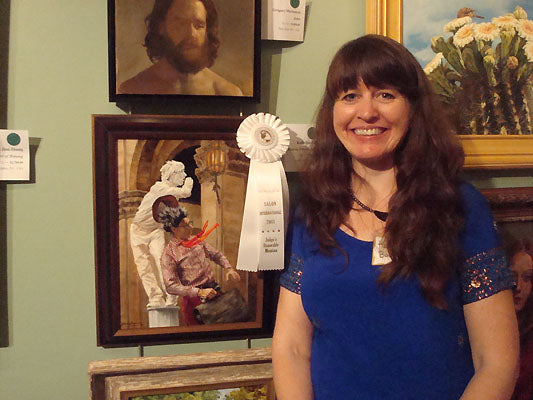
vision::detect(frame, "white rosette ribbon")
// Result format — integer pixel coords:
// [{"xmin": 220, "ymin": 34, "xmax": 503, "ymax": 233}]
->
[{"xmin": 236, "ymin": 113, "xmax": 290, "ymax": 271}]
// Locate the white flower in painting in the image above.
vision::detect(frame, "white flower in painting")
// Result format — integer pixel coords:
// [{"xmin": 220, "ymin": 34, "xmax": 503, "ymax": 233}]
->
[
  {"xmin": 516, "ymin": 19, "xmax": 533, "ymax": 42},
  {"xmin": 444, "ymin": 16, "xmax": 472, "ymax": 33},
  {"xmin": 453, "ymin": 24, "xmax": 475, "ymax": 48},
  {"xmin": 492, "ymin": 14, "xmax": 517, "ymax": 31},
  {"xmin": 525, "ymin": 41, "xmax": 533, "ymax": 62},
  {"xmin": 423, "ymin": 53, "xmax": 444, "ymax": 74},
  {"xmin": 475, "ymin": 23, "xmax": 500, "ymax": 42},
  {"xmin": 513, "ymin": 6, "xmax": 528, "ymax": 20}
]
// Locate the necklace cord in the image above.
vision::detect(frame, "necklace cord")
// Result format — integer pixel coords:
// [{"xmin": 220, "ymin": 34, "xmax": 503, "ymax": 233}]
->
[{"xmin": 351, "ymin": 192, "xmax": 389, "ymax": 222}]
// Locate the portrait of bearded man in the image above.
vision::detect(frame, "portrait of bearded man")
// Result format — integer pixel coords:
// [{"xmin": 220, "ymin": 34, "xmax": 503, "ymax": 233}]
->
[{"xmin": 113, "ymin": 0, "xmax": 255, "ymax": 97}]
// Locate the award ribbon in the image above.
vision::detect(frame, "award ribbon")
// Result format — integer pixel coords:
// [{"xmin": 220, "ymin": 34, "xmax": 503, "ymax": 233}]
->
[{"xmin": 236, "ymin": 113, "xmax": 290, "ymax": 271}]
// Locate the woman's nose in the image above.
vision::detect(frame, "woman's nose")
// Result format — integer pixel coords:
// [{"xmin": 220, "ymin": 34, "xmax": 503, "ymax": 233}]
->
[{"xmin": 357, "ymin": 97, "xmax": 379, "ymax": 122}]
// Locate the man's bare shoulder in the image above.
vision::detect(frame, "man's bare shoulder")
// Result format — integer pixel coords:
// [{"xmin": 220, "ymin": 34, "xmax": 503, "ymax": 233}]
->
[
  {"xmin": 118, "ymin": 66, "xmax": 174, "ymax": 94},
  {"xmin": 203, "ymin": 69, "xmax": 243, "ymax": 96}
]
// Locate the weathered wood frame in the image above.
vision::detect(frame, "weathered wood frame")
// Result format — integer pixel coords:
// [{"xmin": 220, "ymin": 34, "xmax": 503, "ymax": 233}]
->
[{"xmin": 88, "ymin": 348, "xmax": 273, "ymax": 400}]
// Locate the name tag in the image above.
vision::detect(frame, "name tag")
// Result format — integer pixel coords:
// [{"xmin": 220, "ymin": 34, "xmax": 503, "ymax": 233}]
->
[{"xmin": 372, "ymin": 236, "xmax": 391, "ymax": 265}]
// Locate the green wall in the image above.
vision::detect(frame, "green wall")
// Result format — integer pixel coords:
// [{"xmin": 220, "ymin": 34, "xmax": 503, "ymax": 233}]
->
[
  {"xmin": 1, "ymin": 1, "xmax": 363, "ymax": 398},
  {"xmin": 1, "ymin": 1, "xmax": 531, "ymax": 399}
]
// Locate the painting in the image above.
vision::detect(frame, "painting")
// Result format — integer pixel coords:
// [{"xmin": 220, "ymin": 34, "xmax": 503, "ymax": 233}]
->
[
  {"xmin": 93, "ymin": 115, "xmax": 277, "ymax": 347},
  {"xmin": 88, "ymin": 348, "xmax": 273, "ymax": 400},
  {"xmin": 125, "ymin": 382, "xmax": 272, "ymax": 400},
  {"xmin": 365, "ymin": 0, "xmax": 533, "ymax": 168},
  {"xmin": 482, "ymin": 186, "xmax": 533, "ymax": 399},
  {"xmin": 107, "ymin": 0, "xmax": 260, "ymax": 102}
]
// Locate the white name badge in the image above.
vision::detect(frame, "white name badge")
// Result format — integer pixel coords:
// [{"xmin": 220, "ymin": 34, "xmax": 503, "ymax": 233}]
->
[{"xmin": 372, "ymin": 236, "xmax": 392, "ymax": 266}]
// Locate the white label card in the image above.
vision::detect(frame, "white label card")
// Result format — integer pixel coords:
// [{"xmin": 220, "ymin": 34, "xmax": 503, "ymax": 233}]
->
[
  {"xmin": 0, "ymin": 130, "xmax": 30, "ymax": 181},
  {"xmin": 261, "ymin": 0, "xmax": 306, "ymax": 42}
]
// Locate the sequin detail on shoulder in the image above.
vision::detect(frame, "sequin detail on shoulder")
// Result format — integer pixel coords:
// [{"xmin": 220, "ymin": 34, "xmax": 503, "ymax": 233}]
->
[
  {"xmin": 462, "ymin": 247, "xmax": 515, "ymax": 304},
  {"xmin": 279, "ymin": 253, "xmax": 304, "ymax": 295}
]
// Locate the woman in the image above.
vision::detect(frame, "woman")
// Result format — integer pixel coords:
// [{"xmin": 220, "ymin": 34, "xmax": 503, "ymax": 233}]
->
[
  {"xmin": 272, "ymin": 35, "xmax": 518, "ymax": 400},
  {"xmin": 509, "ymin": 241, "xmax": 533, "ymax": 400}
]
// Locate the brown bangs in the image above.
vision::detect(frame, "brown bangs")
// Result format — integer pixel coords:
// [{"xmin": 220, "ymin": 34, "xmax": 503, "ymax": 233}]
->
[{"xmin": 326, "ymin": 35, "xmax": 420, "ymax": 102}]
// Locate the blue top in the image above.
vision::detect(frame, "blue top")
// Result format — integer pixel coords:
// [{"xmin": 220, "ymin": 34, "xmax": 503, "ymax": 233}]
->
[{"xmin": 280, "ymin": 183, "xmax": 514, "ymax": 400}]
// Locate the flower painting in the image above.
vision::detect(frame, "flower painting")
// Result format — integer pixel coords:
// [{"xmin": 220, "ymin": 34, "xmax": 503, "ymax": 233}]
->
[{"xmin": 404, "ymin": 1, "xmax": 533, "ymax": 136}]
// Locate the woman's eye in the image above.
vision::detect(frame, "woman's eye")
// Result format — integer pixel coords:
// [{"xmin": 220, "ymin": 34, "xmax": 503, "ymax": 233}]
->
[
  {"xmin": 341, "ymin": 93, "xmax": 357, "ymax": 101},
  {"xmin": 378, "ymin": 92, "xmax": 395, "ymax": 100}
]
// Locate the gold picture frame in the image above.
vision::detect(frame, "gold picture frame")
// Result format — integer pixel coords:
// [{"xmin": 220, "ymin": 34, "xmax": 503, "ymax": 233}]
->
[{"xmin": 365, "ymin": 0, "xmax": 533, "ymax": 169}]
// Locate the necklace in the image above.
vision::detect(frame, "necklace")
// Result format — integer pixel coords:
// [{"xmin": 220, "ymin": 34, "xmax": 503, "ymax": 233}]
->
[{"xmin": 350, "ymin": 192, "xmax": 389, "ymax": 222}]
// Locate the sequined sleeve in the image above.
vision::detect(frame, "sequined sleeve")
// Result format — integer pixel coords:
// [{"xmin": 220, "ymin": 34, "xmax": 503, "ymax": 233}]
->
[
  {"xmin": 280, "ymin": 253, "xmax": 304, "ymax": 294},
  {"xmin": 279, "ymin": 221, "xmax": 307, "ymax": 295},
  {"xmin": 459, "ymin": 183, "xmax": 515, "ymax": 304},
  {"xmin": 461, "ymin": 247, "xmax": 515, "ymax": 304}
]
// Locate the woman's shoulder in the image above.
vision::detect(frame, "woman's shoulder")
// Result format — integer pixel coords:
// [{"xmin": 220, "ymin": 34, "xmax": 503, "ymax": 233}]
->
[
  {"xmin": 280, "ymin": 218, "xmax": 317, "ymax": 295},
  {"xmin": 457, "ymin": 182, "xmax": 515, "ymax": 304},
  {"xmin": 286, "ymin": 215, "xmax": 318, "ymax": 252},
  {"xmin": 458, "ymin": 181, "xmax": 496, "ymax": 241},
  {"xmin": 459, "ymin": 181, "xmax": 488, "ymax": 207}
]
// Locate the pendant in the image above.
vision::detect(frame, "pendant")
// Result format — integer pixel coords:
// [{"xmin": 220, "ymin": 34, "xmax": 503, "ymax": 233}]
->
[{"xmin": 372, "ymin": 236, "xmax": 392, "ymax": 265}]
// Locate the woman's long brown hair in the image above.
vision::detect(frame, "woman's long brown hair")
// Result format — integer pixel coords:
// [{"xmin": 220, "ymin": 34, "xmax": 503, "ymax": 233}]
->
[{"xmin": 299, "ymin": 35, "xmax": 465, "ymax": 309}]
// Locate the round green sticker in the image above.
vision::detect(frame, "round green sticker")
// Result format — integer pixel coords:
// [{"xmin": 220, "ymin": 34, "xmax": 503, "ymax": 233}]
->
[
  {"xmin": 290, "ymin": 0, "xmax": 300, "ymax": 8},
  {"xmin": 7, "ymin": 133, "xmax": 21, "ymax": 146}
]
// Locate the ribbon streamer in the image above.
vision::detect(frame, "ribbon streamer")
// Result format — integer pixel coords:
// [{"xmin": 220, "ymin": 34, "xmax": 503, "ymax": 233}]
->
[{"xmin": 236, "ymin": 113, "xmax": 290, "ymax": 271}]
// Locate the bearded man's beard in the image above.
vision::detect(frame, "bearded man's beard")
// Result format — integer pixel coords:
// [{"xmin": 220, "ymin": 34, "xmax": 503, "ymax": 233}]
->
[{"xmin": 161, "ymin": 35, "xmax": 211, "ymax": 74}]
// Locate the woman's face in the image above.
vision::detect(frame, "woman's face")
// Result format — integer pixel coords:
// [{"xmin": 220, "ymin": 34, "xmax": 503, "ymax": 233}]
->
[
  {"xmin": 510, "ymin": 251, "xmax": 533, "ymax": 311},
  {"xmin": 333, "ymin": 80, "xmax": 411, "ymax": 170}
]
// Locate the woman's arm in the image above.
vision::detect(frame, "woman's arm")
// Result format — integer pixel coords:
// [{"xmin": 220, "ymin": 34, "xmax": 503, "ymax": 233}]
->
[
  {"xmin": 272, "ymin": 287, "xmax": 314, "ymax": 400},
  {"xmin": 460, "ymin": 290, "xmax": 519, "ymax": 400}
]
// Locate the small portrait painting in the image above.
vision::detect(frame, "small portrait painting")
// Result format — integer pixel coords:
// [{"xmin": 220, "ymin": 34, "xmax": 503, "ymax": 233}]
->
[{"xmin": 110, "ymin": 0, "xmax": 258, "ymax": 99}]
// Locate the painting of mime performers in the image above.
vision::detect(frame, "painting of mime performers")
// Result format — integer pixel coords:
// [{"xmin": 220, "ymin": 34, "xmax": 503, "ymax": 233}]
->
[
  {"xmin": 118, "ymin": 138, "xmax": 257, "ymax": 330},
  {"xmin": 109, "ymin": 0, "xmax": 259, "ymax": 100}
]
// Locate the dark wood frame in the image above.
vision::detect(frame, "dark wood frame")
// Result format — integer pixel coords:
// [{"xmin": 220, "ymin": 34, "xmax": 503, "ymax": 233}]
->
[
  {"xmin": 107, "ymin": 0, "xmax": 261, "ymax": 102},
  {"xmin": 93, "ymin": 114, "xmax": 278, "ymax": 347},
  {"xmin": 481, "ymin": 187, "xmax": 533, "ymax": 223}
]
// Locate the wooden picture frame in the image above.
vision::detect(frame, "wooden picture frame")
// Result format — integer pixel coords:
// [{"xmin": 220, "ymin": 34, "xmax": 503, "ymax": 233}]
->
[
  {"xmin": 365, "ymin": 0, "xmax": 533, "ymax": 169},
  {"xmin": 107, "ymin": 0, "xmax": 261, "ymax": 102},
  {"xmin": 88, "ymin": 348, "xmax": 273, "ymax": 400},
  {"xmin": 93, "ymin": 115, "xmax": 277, "ymax": 347},
  {"xmin": 481, "ymin": 186, "xmax": 533, "ymax": 223},
  {"xmin": 481, "ymin": 186, "xmax": 533, "ymax": 400}
]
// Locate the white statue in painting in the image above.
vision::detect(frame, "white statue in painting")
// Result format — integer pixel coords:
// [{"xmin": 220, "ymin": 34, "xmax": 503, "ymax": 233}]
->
[{"xmin": 129, "ymin": 160, "xmax": 193, "ymax": 308}]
